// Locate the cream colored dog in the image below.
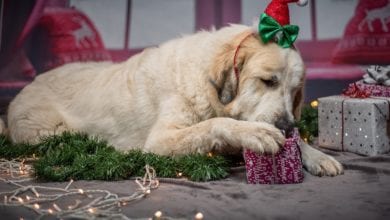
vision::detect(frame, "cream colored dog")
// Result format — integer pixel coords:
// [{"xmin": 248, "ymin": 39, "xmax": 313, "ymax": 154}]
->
[{"xmin": 6, "ymin": 25, "xmax": 343, "ymax": 176}]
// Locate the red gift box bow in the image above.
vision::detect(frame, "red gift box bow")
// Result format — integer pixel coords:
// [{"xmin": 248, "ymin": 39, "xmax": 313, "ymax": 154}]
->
[{"xmin": 342, "ymin": 83, "xmax": 371, "ymax": 98}]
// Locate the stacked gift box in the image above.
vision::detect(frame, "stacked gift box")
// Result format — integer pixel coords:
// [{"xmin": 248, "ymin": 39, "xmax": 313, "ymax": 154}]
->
[{"xmin": 318, "ymin": 80, "xmax": 390, "ymax": 156}]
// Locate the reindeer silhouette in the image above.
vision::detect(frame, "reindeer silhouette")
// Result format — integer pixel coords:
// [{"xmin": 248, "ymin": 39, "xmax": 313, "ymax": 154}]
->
[
  {"xmin": 71, "ymin": 17, "xmax": 97, "ymax": 48},
  {"xmin": 358, "ymin": 0, "xmax": 390, "ymax": 32}
]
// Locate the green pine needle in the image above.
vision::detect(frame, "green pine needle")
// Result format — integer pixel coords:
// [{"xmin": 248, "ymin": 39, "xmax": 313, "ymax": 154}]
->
[
  {"xmin": 177, "ymin": 154, "xmax": 229, "ymax": 182},
  {"xmin": 296, "ymin": 104, "xmax": 318, "ymax": 143},
  {"xmin": 0, "ymin": 132, "xmax": 230, "ymax": 182}
]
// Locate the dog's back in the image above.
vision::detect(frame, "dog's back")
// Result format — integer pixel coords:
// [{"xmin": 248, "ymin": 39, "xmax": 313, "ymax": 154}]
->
[
  {"xmin": 7, "ymin": 62, "xmax": 120, "ymax": 143},
  {"xmin": 6, "ymin": 25, "xmax": 251, "ymax": 149}
]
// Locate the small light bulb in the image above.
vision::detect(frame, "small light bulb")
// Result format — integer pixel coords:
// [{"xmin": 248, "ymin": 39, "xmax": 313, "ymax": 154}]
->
[
  {"xmin": 17, "ymin": 197, "xmax": 24, "ymax": 203},
  {"xmin": 177, "ymin": 172, "xmax": 183, "ymax": 177},
  {"xmin": 310, "ymin": 100, "xmax": 319, "ymax": 108},
  {"xmin": 48, "ymin": 209, "xmax": 53, "ymax": 214},
  {"xmin": 88, "ymin": 208, "xmax": 95, "ymax": 213},
  {"xmin": 78, "ymin": 189, "xmax": 84, "ymax": 194},
  {"xmin": 146, "ymin": 189, "xmax": 151, "ymax": 194},
  {"xmin": 26, "ymin": 196, "xmax": 31, "ymax": 201},
  {"xmin": 154, "ymin": 210, "xmax": 162, "ymax": 218},
  {"xmin": 195, "ymin": 212, "xmax": 204, "ymax": 220},
  {"xmin": 33, "ymin": 203, "xmax": 40, "ymax": 209},
  {"xmin": 207, "ymin": 152, "xmax": 213, "ymax": 157}
]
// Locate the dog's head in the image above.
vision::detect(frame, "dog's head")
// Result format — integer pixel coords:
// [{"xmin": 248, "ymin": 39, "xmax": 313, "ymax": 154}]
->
[{"xmin": 209, "ymin": 31, "xmax": 305, "ymax": 135}]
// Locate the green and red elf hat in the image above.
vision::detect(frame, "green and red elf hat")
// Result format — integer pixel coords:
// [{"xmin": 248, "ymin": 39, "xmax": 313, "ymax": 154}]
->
[{"xmin": 259, "ymin": 0, "xmax": 308, "ymax": 48}]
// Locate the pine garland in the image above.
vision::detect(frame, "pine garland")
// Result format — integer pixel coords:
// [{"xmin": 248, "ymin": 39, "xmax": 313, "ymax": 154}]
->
[
  {"xmin": 0, "ymin": 132, "xmax": 229, "ymax": 182},
  {"xmin": 296, "ymin": 104, "xmax": 318, "ymax": 143},
  {"xmin": 0, "ymin": 105, "xmax": 318, "ymax": 182}
]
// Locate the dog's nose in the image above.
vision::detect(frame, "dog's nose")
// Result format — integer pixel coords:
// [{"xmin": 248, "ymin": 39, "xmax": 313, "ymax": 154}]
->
[{"xmin": 275, "ymin": 116, "xmax": 294, "ymax": 137}]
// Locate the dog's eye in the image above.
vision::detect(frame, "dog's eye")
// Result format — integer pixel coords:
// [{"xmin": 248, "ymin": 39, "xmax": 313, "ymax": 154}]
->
[{"xmin": 260, "ymin": 76, "xmax": 278, "ymax": 87}]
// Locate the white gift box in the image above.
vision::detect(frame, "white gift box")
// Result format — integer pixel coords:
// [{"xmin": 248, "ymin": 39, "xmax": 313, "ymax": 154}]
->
[{"xmin": 318, "ymin": 95, "xmax": 390, "ymax": 156}]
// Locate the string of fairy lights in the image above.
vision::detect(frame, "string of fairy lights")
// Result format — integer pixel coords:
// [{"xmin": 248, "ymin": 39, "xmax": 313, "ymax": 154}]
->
[{"xmin": 0, "ymin": 158, "xmax": 204, "ymax": 219}]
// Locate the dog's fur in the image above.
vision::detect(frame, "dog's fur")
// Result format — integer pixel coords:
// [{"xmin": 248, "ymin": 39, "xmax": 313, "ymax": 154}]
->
[{"xmin": 5, "ymin": 25, "xmax": 343, "ymax": 176}]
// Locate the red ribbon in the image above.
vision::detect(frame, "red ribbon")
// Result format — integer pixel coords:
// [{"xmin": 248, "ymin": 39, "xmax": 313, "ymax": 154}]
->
[{"xmin": 340, "ymin": 83, "xmax": 370, "ymax": 151}]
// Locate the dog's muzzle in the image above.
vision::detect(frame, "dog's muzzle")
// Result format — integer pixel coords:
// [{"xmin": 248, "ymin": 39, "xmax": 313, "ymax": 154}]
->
[{"xmin": 275, "ymin": 116, "xmax": 294, "ymax": 137}]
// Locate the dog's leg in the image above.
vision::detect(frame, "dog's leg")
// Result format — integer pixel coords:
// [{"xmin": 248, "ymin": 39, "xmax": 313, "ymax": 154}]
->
[
  {"xmin": 144, "ymin": 117, "xmax": 285, "ymax": 156},
  {"xmin": 300, "ymin": 140, "xmax": 344, "ymax": 176},
  {"xmin": 8, "ymin": 106, "xmax": 70, "ymax": 144}
]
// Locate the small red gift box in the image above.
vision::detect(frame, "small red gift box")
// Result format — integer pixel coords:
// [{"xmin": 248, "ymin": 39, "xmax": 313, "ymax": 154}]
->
[{"xmin": 243, "ymin": 128, "xmax": 304, "ymax": 184}]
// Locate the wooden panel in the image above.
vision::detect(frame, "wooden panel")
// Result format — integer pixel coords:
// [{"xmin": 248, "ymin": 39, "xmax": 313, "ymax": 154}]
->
[
  {"xmin": 222, "ymin": 0, "xmax": 241, "ymax": 26},
  {"xmin": 196, "ymin": 0, "xmax": 241, "ymax": 30}
]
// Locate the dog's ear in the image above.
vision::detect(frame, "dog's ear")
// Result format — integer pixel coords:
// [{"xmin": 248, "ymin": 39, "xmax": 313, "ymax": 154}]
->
[
  {"xmin": 292, "ymin": 86, "xmax": 305, "ymax": 121},
  {"xmin": 209, "ymin": 31, "xmax": 256, "ymax": 105},
  {"xmin": 209, "ymin": 43, "xmax": 236, "ymax": 104}
]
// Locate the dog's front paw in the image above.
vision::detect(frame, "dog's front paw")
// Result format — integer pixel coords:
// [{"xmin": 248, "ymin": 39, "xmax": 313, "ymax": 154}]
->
[
  {"xmin": 237, "ymin": 122, "xmax": 285, "ymax": 154},
  {"xmin": 304, "ymin": 153, "xmax": 344, "ymax": 177}
]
